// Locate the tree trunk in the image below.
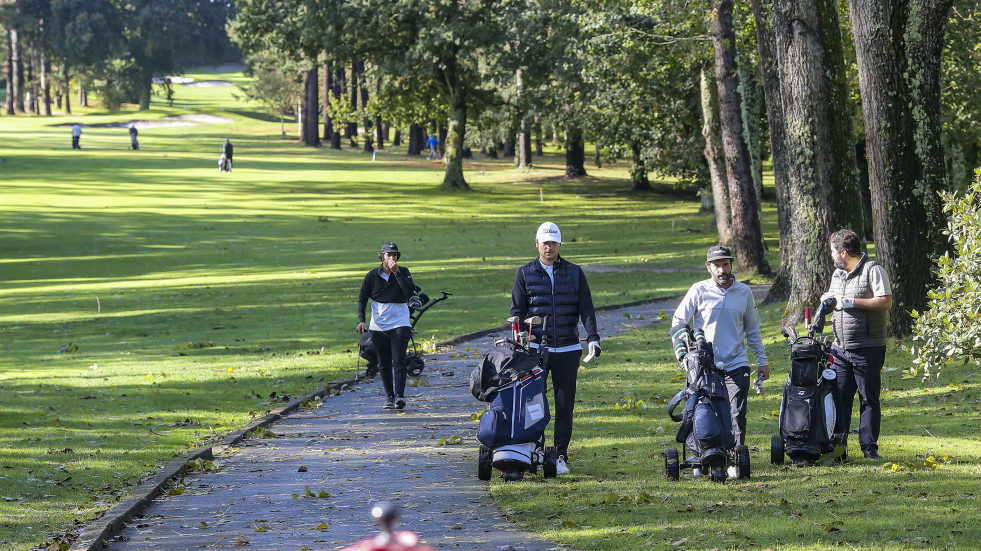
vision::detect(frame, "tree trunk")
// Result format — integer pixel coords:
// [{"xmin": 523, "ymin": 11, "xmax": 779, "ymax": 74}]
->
[
  {"xmin": 534, "ymin": 114, "xmax": 543, "ymax": 156},
  {"xmin": 564, "ymin": 105, "xmax": 587, "ymax": 177},
  {"xmin": 4, "ymin": 30, "xmax": 13, "ymax": 115},
  {"xmin": 62, "ymin": 64, "xmax": 71, "ymax": 115},
  {"xmin": 331, "ymin": 65, "xmax": 343, "ymax": 149},
  {"xmin": 393, "ymin": 128, "xmax": 401, "ymax": 146},
  {"xmin": 322, "ymin": 58, "xmax": 332, "ymax": 142},
  {"xmin": 710, "ymin": 0, "xmax": 770, "ymax": 275},
  {"xmin": 38, "ymin": 23, "xmax": 51, "ymax": 116},
  {"xmin": 358, "ymin": 61, "xmax": 372, "ymax": 153},
  {"xmin": 502, "ymin": 135, "xmax": 515, "ymax": 157},
  {"xmin": 438, "ymin": 55, "xmax": 470, "ymax": 190},
  {"xmin": 11, "ymin": 28, "xmax": 24, "ymax": 113},
  {"xmin": 302, "ymin": 66, "xmax": 320, "ymax": 146},
  {"xmin": 347, "ymin": 62, "xmax": 358, "ymax": 147},
  {"xmin": 848, "ymin": 0, "xmax": 953, "ymax": 335},
  {"xmin": 700, "ymin": 66, "xmax": 731, "ymax": 246},
  {"xmin": 516, "ymin": 69, "xmax": 532, "ymax": 169},
  {"xmin": 770, "ymin": 0, "xmax": 841, "ymax": 324},
  {"xmin": 407, "ymin": 124, "xmax": 423, "ymax": 156},
  {"xmin": 751, "ymin": 0, "xmax": 792, "ymax": 302},
  {"xmin": 630, "ymin": 142, "xmax": 652, "ymax": 191},
  {"xmin": 27, "ymin": 42, "xmax": 37, "ymax": 114}
]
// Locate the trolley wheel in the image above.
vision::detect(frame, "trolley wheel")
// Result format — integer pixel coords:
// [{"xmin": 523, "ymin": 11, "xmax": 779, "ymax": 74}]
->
[
  {"xmin": 665, "ymin": 448, "xmax": 680, "ymax": 481},
  {"xmin": 478, "ymin": 445, "xmax": 493, "ymax": 481},
  {"xmin": 543, "ymin": 447, "xmax": 558, "ymax": 478},
  {"xmin": 406, "ymin": 353, "xmax": 425, "ymax": 377},
  {"xmin": 736, "ymin": 445, "xmax": 751, "ymax": 479},
  {"xmin": 770, "ymin": 433, "xmax": 785, "ymax": 465}
]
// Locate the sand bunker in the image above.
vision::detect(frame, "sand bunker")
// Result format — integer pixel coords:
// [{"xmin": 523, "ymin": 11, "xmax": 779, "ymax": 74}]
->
[
  {"xmin": 183, "ymin": 80, "xmax": 234, "ymax": 87},
  {"xmin": 162, "ymin": 114, "xmax": 234, "ymax": 123}
]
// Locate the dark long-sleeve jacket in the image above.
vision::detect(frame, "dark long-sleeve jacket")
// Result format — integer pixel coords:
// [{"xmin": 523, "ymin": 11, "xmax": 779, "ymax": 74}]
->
[
  {"xmin": 357, "ymin": 266, "xmax": 415, "ymax": 323},
  {"xmin": 222, "ymin": 142, "xmax": 233, "ymax": 160},
  {"xmin": 510, "ymin": 257, "xmax": 599, "ymax": 348}
]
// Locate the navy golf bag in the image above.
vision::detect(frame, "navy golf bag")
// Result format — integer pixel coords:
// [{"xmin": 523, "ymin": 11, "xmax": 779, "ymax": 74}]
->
[
  {"xmin": 665, "ymin": 324, "xmax": 748, "ymax": 483},
  {"xmin": 772, "ymin": 297, "xmax": 846, "ymax": 464},
  {"xmin": 471, "ymin": 322, "xmax": 558, "ymax": 481}
]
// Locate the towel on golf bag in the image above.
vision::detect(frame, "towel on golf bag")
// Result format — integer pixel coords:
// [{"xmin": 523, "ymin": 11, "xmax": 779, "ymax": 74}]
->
[
  {"xmin": 779, "ymin": 339, "xmax": 837, "ymax": 458},
  {"xmin": 476, "ymin": 366, "xmax": 550, "ymax": 448},
  {"xmin": 470, "ymin": 341, "xmax": 541, "ymax": 402},
  {"xmin": 667, "ymin": 340, "xmax": 734, "ymax": 465}
]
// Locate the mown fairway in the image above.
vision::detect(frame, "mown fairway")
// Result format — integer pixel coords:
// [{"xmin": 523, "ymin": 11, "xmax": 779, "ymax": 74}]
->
[{"xmin": 0, "ymin": 69, "xmax": 739, "ymax": 549}]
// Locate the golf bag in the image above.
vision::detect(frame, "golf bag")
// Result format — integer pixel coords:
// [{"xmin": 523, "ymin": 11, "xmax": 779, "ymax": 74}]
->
[
  {"xmin": 773, "ymin": 297, "xmax": 844, "ymax": 464},
  {"xmin": 218, "ymin": 154, "xmax": 232, "ymax": 172},
  {"xmin": 667, "ymin": 325, "xmax": 734, "ymax": 469},
  {"xmin": 472, "ymin": 341, "xmax": 550, "ymax": 471}
]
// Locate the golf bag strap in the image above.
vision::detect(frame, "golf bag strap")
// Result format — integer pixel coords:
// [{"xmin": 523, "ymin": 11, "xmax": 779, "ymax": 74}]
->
[{"xmin": 667, "ymin": 389, "xmax": 688, "ymax": 422}]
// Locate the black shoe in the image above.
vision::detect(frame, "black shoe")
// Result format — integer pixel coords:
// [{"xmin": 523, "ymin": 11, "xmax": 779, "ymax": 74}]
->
[
  {"xmin": 864, "ymin": 450, "xmax": 881, "ymax": 460},
  {"xmin": 384, "ymin": 397, "xmax": 395, "ymax": 409},
  {"xmin": 395, "ymin": 396, "xmax": 406, "ymax": 410}
]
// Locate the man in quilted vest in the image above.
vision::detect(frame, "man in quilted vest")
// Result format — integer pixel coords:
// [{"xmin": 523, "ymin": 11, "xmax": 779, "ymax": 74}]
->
[
  {"xmin": 510, "ymin": 222, "xmax": 600, "ymax": 475},
  {"xmin": 822, "ymin": 228, "xmax": 893, "ymax": 460}
]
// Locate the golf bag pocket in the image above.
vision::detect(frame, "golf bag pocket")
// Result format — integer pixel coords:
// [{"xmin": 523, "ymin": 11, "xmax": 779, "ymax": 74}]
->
[
  {"xmin": 782, "ymin": 384, "xmax": 818, "ymax": 441},
  {"xmin": 790, "ymin": 341, "xmax": 823, "ymax": 386},
  {"xmin": 477, "ymin": 405, "xmax": 510, "ymax": 448},
  {"xmin": 511, "ymin": 372, "xmax": 549, "ymax": 443}
]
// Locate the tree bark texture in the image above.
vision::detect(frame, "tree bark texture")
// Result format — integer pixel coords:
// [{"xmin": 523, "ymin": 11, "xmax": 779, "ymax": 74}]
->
[
  {"xmin": 331, "ymin": 65, "xmax": 343, "ymax": 149},
  {"xmin": 710, "ymin": 0, "xmax": 770, "ymax": 275},
  {"xmin": 302, "ymin": 66, "xmax": 320, "ymax": 147},
  {"xmin": 62, "ymin": 64, "xmax": 71, "ymax": 115},
  {"xmin": 358, "ymin": 61, "xmax": 372, "ymax": 153},
  {"xmin": 771, "ymin": 0, "xmax": 841, "ymax": 323},
  {"xmin": 4, "ymin": 30, "xmax": 13, "ymax": 115},
  {"xmin": 347, "ymin": 63, "xmax": 358, "ymax": 146},
  {"xmin": 751, "ymin": 0, "xmax": 792, "ymax": 302},
  {"xmin": 848, "ymin": 0, "xmax": 953, "ymax": 335},
  {"xmin": 407, "ymin": 124, "xmax": 423, "ymax": 156},
  {"xmin": 516, "ymin": 68, "xmax": 532, "ymax": 169},
  {"xmin": 630, "ymin": 142, "xmax": 652, "ymax": 191},
  {"xmin": 438, "ymin": 55, "xmax": 470, "ymax": 190},
  {"xmin": 322, "ymin": 59, "xmax": 332, "ymax": 142},
  {"xmin": 10, "ymin": 28, "xmax": 24, "ymax": 113},
  {"xmin": 700, "ymin": 66, "xmax": 731, "ymax": 246}
]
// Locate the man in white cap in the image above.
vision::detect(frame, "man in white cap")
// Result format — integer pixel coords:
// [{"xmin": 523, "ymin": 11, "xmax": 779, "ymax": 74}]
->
[
  {"xmin": 510, "ymin": 221, "xmax": 601, "ymax": 475},
  {"xmin": 672, "ymin": 245, "xmax": 769, "ymax": 451}
]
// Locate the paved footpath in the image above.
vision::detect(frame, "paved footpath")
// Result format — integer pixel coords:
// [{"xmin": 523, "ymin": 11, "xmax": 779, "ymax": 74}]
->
[{"xmin": 96, "ymin": 296, "xmax": 706, "ymax": 551}]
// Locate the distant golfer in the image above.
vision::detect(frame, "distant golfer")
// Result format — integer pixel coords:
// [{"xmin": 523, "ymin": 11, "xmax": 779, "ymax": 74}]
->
[
  {"xmin": 129, "ymin": 125, "xmax": 139, "ymax": 150},
  {"xmin": 219, "ymin": 138, "xmax": 233, "ymax": 172},
  {"xmin": 426, "ymin": 134, "xmax": 439, "ymax": 160},
  {"xmin": 72, "ymin": 124, "xmax": 82, "ymax": 149}
]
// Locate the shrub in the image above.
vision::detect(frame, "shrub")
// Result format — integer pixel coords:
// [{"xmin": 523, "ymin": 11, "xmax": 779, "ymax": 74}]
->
[{"xmin": 910, "ymin": 168, "xmax": 981, "ymax": 377}]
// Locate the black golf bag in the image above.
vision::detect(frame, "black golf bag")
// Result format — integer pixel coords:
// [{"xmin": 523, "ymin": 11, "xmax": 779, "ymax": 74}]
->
[
  {"xmin": 772, "ymin": 297, "xmax": 845, "ymax": 464},
  {"xmin": 471, "ymin": 319, "xmax": 558, "ymax": 481}
]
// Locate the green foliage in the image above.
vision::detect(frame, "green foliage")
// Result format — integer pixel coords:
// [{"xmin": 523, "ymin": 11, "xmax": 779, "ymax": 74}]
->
[{"xmin": 910, "ymin": 169, "xmax": 981, "ymax": 377}]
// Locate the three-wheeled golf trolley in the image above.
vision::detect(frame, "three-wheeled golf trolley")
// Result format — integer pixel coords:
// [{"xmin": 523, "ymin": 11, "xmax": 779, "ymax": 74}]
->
[
  {"xmin": 471, "ymin": 315, "xmax": 558, "ymax": 481},
  {"xmin": 664, "ymin": 324, "xmax": 750, "ymax": 483},
  {"xmin": 771, "ymin": 297, "xmax": 848, "ymax": 465}
]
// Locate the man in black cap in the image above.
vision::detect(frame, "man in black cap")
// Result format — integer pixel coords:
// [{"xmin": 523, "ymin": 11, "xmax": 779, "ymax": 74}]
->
[
  {"xmin": 672, "ymin": 245, "xmax": 769, "ymax": 453},
  {"xmin": 357, "ymin": 242, "xmax": 416, "ymax": 409}
]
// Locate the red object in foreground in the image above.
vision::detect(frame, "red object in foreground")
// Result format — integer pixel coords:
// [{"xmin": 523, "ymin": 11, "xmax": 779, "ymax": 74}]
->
[{"xmin": 341, "ymin": 503, "xmax": 435, "ymax": 551}]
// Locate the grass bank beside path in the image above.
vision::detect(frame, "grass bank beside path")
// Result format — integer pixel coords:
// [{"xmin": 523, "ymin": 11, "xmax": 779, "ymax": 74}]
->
[
  {"xmin": 0, "ymin": 68, "xmax": 773, "ymax": 549},
  {"xmin": 494, "ymin": 303, "xmax": 981, "ymax": 550}
]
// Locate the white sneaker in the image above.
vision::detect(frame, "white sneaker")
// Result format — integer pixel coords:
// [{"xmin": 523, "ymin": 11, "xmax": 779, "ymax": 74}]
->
[
  {"xmin": 692, "ymin": 468, "xmax": 701, "ymax": 477},
  {"xmin": 727, "ymin": 466, "xmax": 738, "ymax": 478},
  {"xmin": 556, "ymin": 456, "xmax": 570, "ymax": 475}
]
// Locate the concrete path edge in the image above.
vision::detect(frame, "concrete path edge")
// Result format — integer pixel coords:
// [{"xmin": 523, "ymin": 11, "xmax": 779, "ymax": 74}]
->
[{"xmin": 71, "ymin": 294, "xmax": 680, "ymax": 550}]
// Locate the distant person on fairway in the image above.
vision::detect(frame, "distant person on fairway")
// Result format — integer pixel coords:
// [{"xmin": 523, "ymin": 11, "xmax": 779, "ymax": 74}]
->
[
  {"xmin": 426, "ymin": 134, "xmax": 439, "ymax": 160},
  {"xmin": 357, "ymin": 242, "xmax": 417, "ymax": 410},
  {"xmin": 672, "ymin": 245, "xmax": 769, "ymax": 449},
  {"xmin": 72, "ymin": 124, "xmax": 82, "ymax": 149},
  {"xmin": 822, "ymin": 228, "xmax": 892, "ymax": 460},
  {"xmin": 220, "ymin": 138, "xmax": 233, "ymax": 172},
  {"xmin": 130, "ymin": 125, "xmax": 139, "ymax": 150}
]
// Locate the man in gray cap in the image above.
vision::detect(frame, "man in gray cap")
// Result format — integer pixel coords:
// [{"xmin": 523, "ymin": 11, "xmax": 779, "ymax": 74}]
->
[
  {"xmin": 510, "ymin": 221, "xmax": 600, "ymax": 475},
  {"xmin": 672, "ymin": 245, "xmax": 769, "ymax": 449},
  {"xmin": 357, "ymin": 242, "xmax": 416, "ymax": 410}
]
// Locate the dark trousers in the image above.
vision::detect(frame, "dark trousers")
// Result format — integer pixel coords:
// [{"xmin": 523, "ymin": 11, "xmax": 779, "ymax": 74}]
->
[
  {"xmin": 370, "ymin": 327, "xmax": 411, "ymax": 399},
  {"xmin": 72, "ymin": 136, "xmax": 79, "ymax": 149},
  {"xmin": 831, "ymin": 344, "xmax": 885, "ymax": 453},
  {"xmin": 724, "ymin": 366, "xmax": 751, "ymax": 446},
  {"xmin": 544, "ymin": 349, "xmax": 582, "ymax": 458}
]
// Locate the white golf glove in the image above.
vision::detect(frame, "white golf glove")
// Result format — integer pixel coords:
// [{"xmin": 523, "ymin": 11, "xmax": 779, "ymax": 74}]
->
[
  {"xmin": 840, "ymin": 297, "xmax": 855, "ymax": 309},
  {"xmin": 584, "ymin": 341, "xmax": 601, "ymax": 362}
]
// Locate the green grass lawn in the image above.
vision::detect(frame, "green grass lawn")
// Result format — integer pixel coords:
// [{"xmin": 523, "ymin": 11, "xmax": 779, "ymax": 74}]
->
[{"xmin": 0, "ymin": 68, "xmax": 752, "ymax": 550}]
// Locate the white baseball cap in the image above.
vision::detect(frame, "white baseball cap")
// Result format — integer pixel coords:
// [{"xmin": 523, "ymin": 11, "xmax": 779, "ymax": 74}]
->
[{"xmin": 536, "ymin": 221, "xmax": 561, "ymax": 244}]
